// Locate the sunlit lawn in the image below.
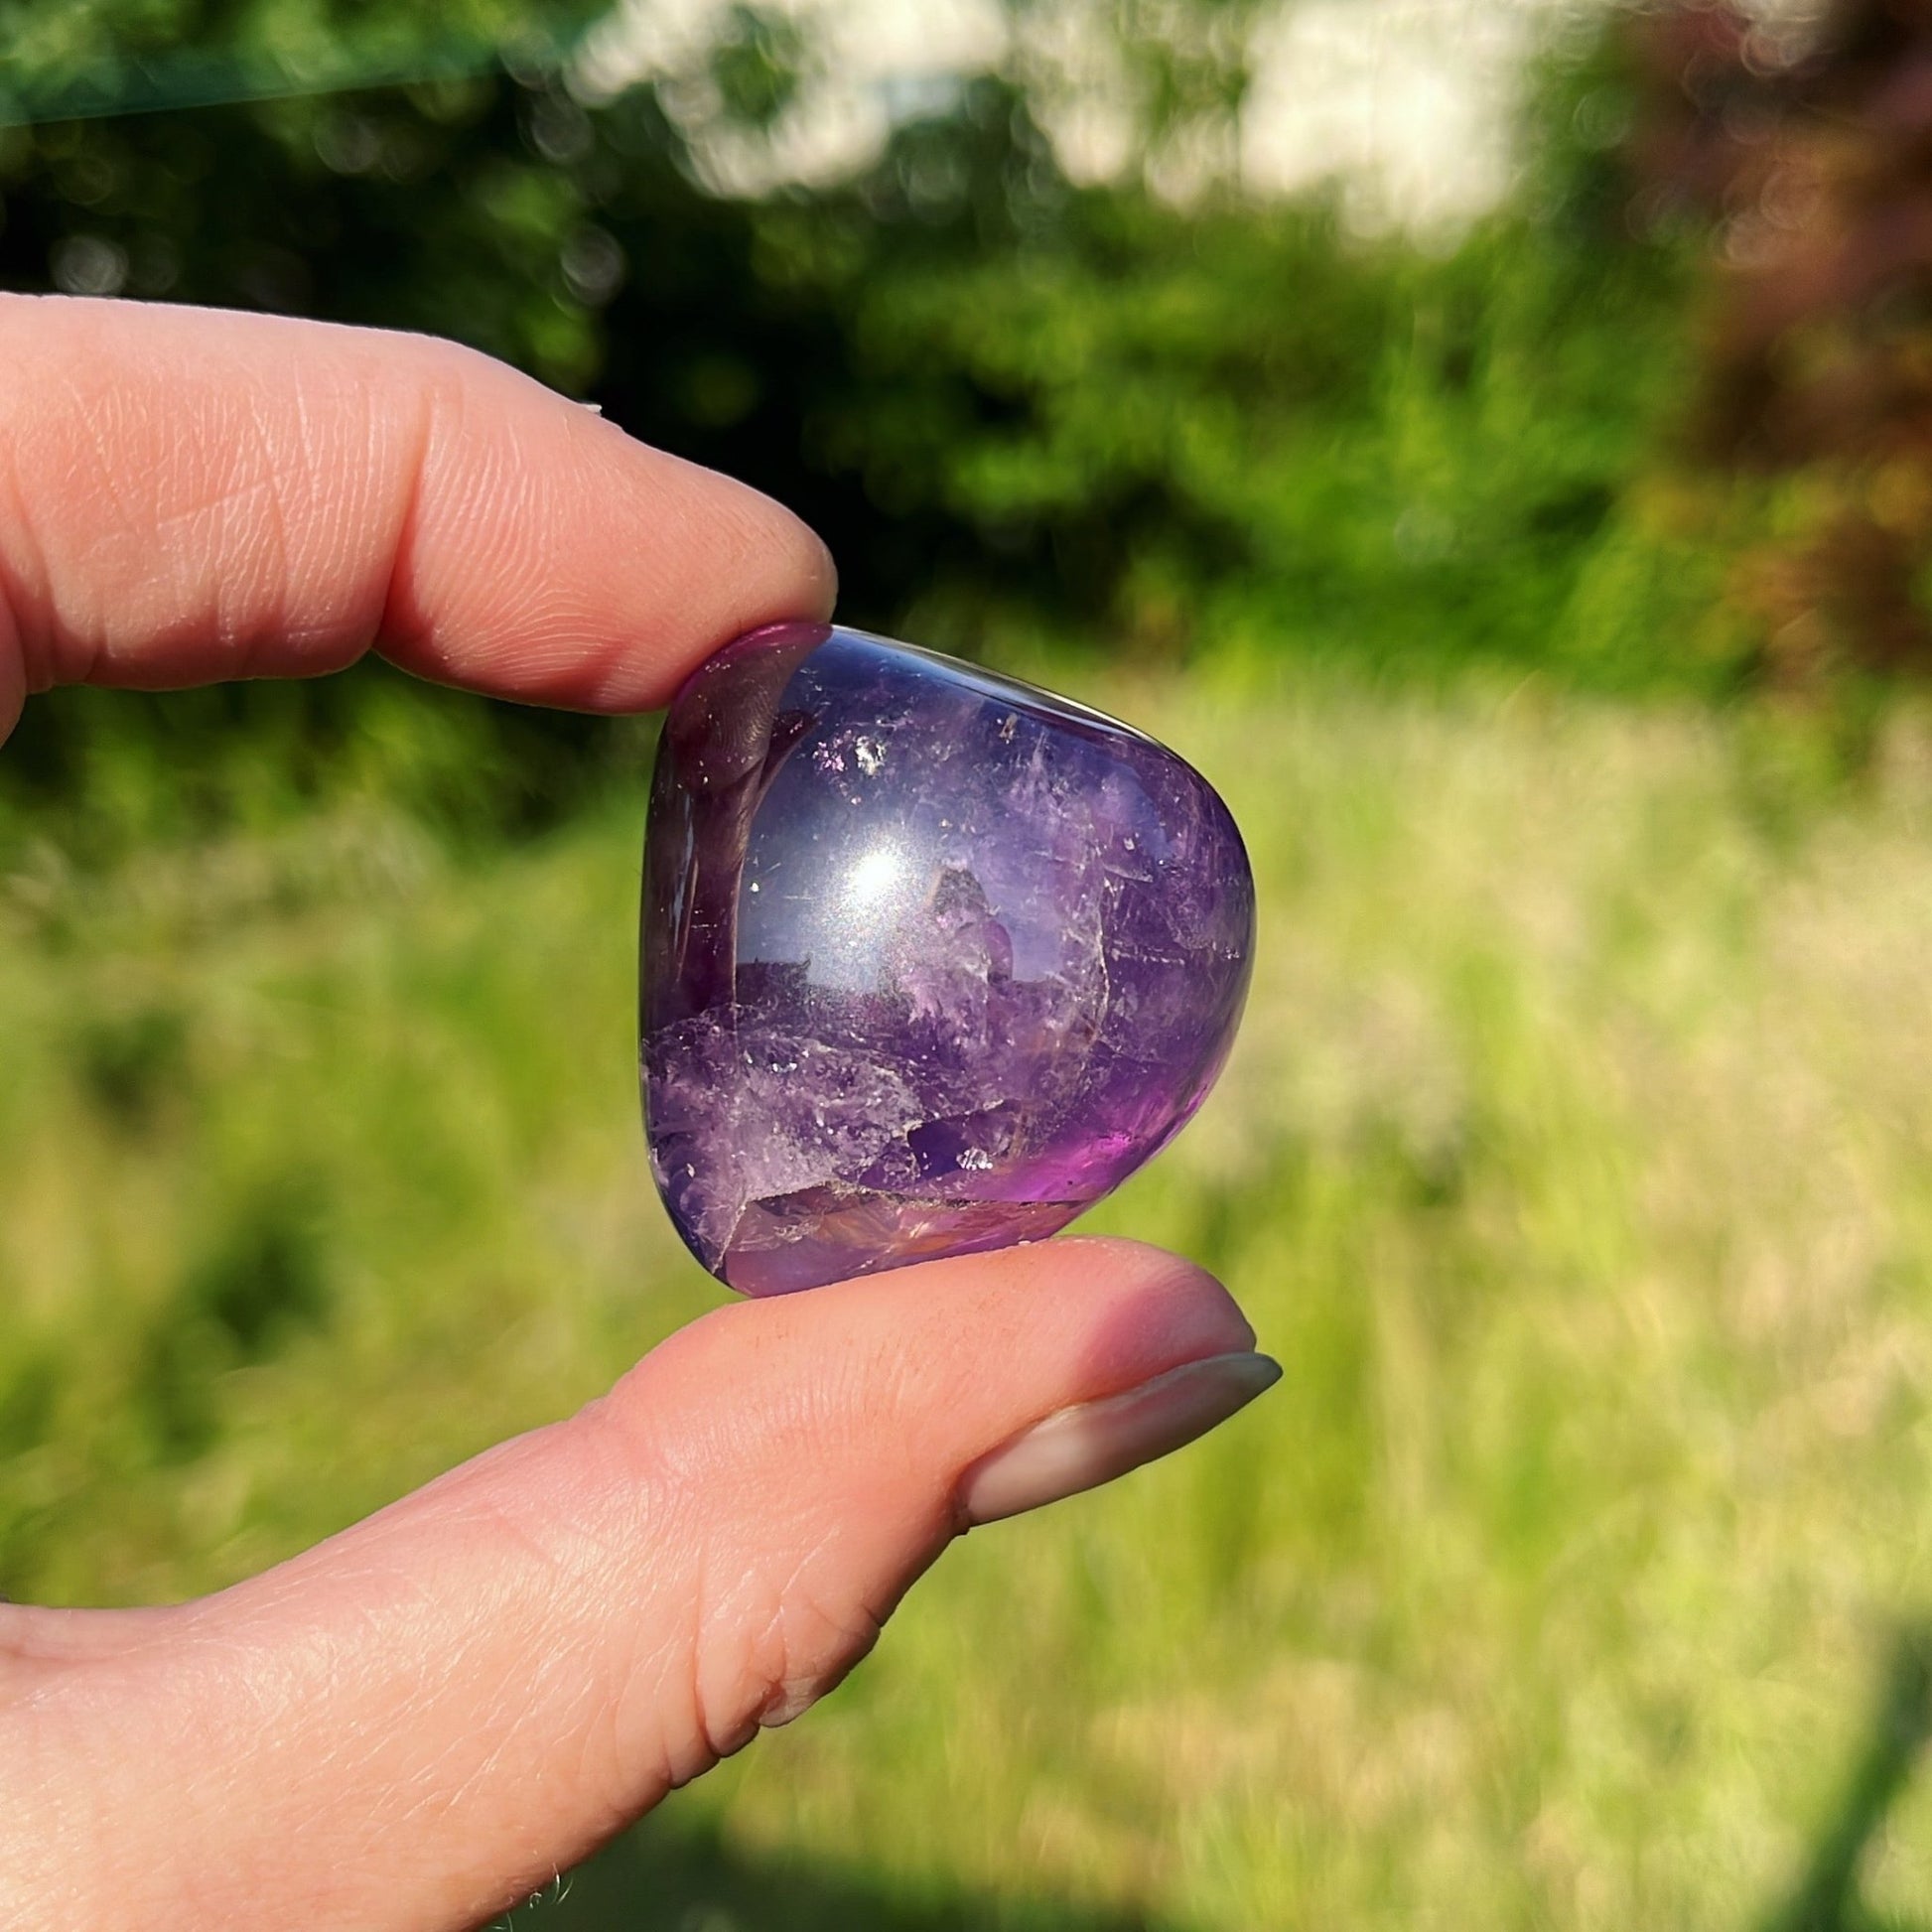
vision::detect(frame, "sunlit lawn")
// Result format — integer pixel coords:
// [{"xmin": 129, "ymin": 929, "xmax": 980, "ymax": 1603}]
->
[{"xmin": 7, "ymin": 663, "xmax": 1932, "ymax": 1929}]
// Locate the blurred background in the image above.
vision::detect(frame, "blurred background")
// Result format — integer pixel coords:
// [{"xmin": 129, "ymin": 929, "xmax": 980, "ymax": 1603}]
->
[{"xmin": 8, "ymin": 0, "xmax": 1932, "ymax": 1925}]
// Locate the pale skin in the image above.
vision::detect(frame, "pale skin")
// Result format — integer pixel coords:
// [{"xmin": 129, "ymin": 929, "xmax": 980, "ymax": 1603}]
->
[{"xmin": 0, "ymin": 296, "xmax": 1277, "ymax": 1931}]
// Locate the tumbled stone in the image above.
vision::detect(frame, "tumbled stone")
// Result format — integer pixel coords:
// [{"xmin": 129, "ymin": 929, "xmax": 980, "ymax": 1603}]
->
[{"xmin": 641, "ymin": 622, "xmax": 1255, "ymax": 1295}]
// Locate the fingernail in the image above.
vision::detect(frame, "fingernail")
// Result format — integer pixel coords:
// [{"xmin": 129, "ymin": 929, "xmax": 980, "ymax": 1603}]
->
[{"xmin": 959, "ymin": 1350, "xmax": 1282, "ymax": 1527}]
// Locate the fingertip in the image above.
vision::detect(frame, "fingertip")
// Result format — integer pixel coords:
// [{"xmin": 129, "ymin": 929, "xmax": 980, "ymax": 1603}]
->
[
  {"xmin": 900, "ymin": 1236, "xmax": 1256, "ymax": 1401},
  {"xmin": 390, "ymin": 374, "xmax": 839, "ymax": 714},
  {"xmin": 804, "ymin": 526, "xmax": 840, "ymax": 621},
  {"xmin": 1020, "ymin": 1235, "xmax": 1258, "ymax": 1362},
  {"xmin": 608, "ymin": 1236, "xmax": 1256, "ymax": 1493},
  {"xmin": 711, "ymin": 474, "xmax": 837, "ymax": 630}
]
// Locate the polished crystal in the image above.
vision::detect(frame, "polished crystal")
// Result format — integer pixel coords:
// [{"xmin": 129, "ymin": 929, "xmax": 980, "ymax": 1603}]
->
[{"xmin": 641, "ymin": 622, "xmax": 1255, "ymax": 1295}]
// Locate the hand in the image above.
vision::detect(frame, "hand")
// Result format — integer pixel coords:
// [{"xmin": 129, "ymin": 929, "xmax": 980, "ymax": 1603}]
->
[{"xmin": 0, "ymin": 296, "xmax": 1279, "ymax": 1932}]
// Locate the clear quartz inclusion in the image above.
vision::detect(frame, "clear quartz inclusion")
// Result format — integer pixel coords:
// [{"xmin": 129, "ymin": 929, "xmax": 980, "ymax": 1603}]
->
[{"xmin": 641, "ymin": 621, "xmax": 1255, "ymax": 1296}]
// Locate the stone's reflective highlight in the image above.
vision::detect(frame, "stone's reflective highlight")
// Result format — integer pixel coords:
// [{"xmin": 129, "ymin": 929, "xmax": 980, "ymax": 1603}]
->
[{"xmin": 641, "ymin": 622, "xmax": 1256, "ymax": 1296}]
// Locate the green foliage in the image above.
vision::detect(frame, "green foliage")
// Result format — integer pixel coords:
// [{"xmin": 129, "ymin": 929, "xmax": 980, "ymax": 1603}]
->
[
  {"xmin": 703, "ymin": 4, "xmax": 812, "ymax": 133},
  {"xmin": 795, "ymin": 184, "xmax": 1714, "ymax": 684},
  {"xmin": 0, "ymin": 9, "xmax": 1761, "ymax": 848},
  {"xmin": 0, "ymin": 0, "xmax": 602, "ymax": 121}
]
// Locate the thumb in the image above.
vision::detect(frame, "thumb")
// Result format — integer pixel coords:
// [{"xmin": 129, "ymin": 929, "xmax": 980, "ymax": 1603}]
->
[{"xmin": 14, "ymin": 1238, "xmax": 1275, "ymax": 1932}]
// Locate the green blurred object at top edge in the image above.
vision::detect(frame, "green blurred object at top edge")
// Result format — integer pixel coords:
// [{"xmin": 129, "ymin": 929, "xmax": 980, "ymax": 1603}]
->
[{"xmin": 0, "ymin": 0, "xmax": 601, "ymax": 126}]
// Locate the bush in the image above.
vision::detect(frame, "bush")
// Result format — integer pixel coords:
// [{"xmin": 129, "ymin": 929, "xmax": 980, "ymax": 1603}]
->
[{"xmin": 0, "ymin": 9, "xmax": 1753, "ymax": 847}]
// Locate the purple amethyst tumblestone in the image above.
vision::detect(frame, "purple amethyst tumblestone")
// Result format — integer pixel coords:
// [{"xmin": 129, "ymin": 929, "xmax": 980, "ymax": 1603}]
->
[{"xmin": 641, "ymin": 622, "xmax": 1255, "ymax": 1296}]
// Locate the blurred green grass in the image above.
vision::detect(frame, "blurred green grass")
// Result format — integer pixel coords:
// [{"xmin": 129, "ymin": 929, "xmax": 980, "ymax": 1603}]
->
[{"xmin": 10, "ymin": 659, "xmax": 1932, "ymax": 1925}]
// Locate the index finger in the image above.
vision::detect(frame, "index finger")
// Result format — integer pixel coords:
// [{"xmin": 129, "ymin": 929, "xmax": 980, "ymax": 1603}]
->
[{"xmin": 0, "ymin": 296, "xmax": 837, "ymax": 742}]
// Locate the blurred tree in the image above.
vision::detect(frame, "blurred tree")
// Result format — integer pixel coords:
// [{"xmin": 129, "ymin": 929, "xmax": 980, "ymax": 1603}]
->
[
  {"xmin": 1611, "ymin": 0, "xmax": 1932, "ymax": 680},
  {"xmin": 1002, "ymin": 0, "xmax": 1267, "ymax": 195},
  {"xmin": 701, "ymin": 4, "xmax": 813, "ymax": 133},
  {"xmin": 0, "ymin": 0, "xmax": 1720, "ymax": 841}
]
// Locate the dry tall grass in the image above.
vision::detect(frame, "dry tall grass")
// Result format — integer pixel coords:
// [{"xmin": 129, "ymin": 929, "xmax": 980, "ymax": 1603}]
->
[{"xmin": 6, "ymin": 667, "xmax": 1932, "ymax": 1928}]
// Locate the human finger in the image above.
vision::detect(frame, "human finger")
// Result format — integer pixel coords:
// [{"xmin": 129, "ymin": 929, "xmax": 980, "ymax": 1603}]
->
[{"xmin": 0, "ymin": 295, "xmax": 836, "ymax": 742}]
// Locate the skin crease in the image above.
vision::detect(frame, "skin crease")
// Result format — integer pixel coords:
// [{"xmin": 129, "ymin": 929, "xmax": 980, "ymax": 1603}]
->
[{"xmin": 0, "ymin": 297, "xmax": 1259, "ymax": 1931}]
